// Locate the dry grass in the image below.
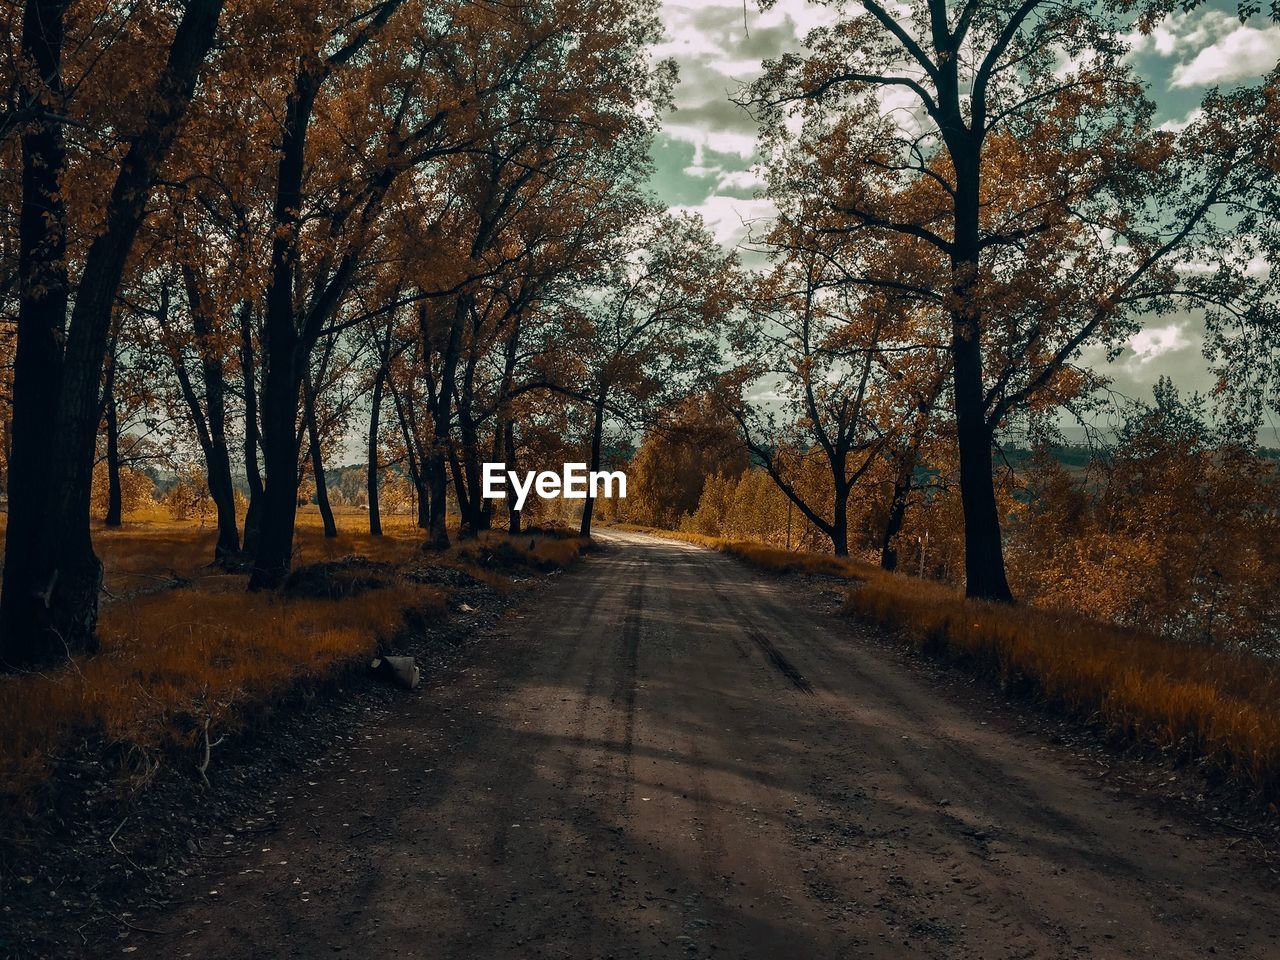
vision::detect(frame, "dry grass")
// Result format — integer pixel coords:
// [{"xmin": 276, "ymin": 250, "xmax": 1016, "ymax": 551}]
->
[
  {"xmin": 846, "ymin": 576, "xmax": 1280, "ymax": 802},
  {"xmin": 0, "ymin": 579, "xmax": 445, "ymax": 797},
  {"xmin": 632, "ymin": 524, "xmax": 1280, "ymax": 802},
  {"xmin": 0, "ymin": 508, "xmax": 586, "ymax": 799}
]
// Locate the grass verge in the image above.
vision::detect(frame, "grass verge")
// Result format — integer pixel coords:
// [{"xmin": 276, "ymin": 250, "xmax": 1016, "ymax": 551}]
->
[{"xmin": 0, "ymin": 515, "xmax": 589, "ymax": 801}]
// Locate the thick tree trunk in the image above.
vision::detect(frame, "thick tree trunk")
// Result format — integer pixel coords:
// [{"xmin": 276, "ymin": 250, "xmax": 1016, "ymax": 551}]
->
[
  {"xmin": 831, "ymin": 489, "xmax": 849, "ymax": 557},
  {"xmin": 2, "ymin": 0, "xmax": 224, "ymax": 665},
  {"xmin": 2, "ymin": 0, "xmax": 71, "ymax": 667},
  {"xmin": 579, "ymin": 394, "xmax": 606, "ymax": 538},
  {"xmin": 249, "ymin": 345, "xmax": 301, "ymax": 589},
  {"xmin": 367, "ymin": 358, "xmax": 386, "ymax": 536},
  {"xmin": 103, "ymin": 364, "xmax": 122, "ymax": 527},
  {"xmin": 416, "ymin": 479, "xmax": 430, "ymax": 529},
  {"xmin": 303, "ymin": 374, "xmax": 337, "ymax": 538},
  {"xmin": 950, "ymin": 149, "xmax": 1013, "ymax": 603},
  {"xmin": 954, "ymin": 390, "xmax": 1010, "ymax": 600},
  {"xmin": 457, "ymin": 453, "xmax": 488, "ymax": 534},
  {"xmin": 248, "ymin": 68, "xmax": 320, "ymax": 590},
  {"xmin": 423, "ymin": 449, "xmax": 450, "ymax": 548}
]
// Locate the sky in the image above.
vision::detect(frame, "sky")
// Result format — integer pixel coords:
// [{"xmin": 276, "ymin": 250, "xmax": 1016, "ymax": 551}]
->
[{"xmin": 645, "ymin": 0, "xmax": 1280, "ymax": 431}]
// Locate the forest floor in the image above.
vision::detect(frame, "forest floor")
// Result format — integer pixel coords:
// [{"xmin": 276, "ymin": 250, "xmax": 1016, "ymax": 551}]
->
[{"xmin": 75, "ymin": 529, "xmax": 1280, "ymax": 960}]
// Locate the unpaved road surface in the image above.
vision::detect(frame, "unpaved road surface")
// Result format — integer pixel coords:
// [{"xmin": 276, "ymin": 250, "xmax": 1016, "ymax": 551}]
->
[{"xmin": 143, "ymin": 532, "xmax": 1277, "ymax": 959}]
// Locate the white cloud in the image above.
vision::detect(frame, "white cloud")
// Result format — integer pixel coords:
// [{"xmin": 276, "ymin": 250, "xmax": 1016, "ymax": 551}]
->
[
  {"xmin": 1170, "ymin": 23, "xmax": 1280, "ymax": 87},
  {"xmin": 682, "ymin": 163, "xmax": 719, "ymax": 178},
  {"xmin": 1127, "ymin": 323, "xmax": 1193, "ymax": 365},
  {"xmin": 662, "ymin": 122, "xmax": 758, "ymax": 159},
  {"xmin": 1126, "ymin": 11, "xmax": 1234, "ymax": 60},
  {"xmin": 1129, "ymin": 9, "xmax": 1280, "ymax": 89},
  {"xmin": 670, "ymin": 195, "xmax": 777, "ymax": 247},
  {"xmin": 715, "ymin": 168, "xmax": 765, "ymax": 192},
  {"xmin": 1157, "ymin": 107, "xmax": 1203, "ymax": 132}
]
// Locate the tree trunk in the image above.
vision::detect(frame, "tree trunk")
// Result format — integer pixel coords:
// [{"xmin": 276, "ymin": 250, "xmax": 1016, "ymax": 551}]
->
[
  {"xmin": 505, "ymin": 421, "xmax": 521, "ymax": 535},
  {"xmin": 197, "ymin": 333, "xmax": 239, "ymax": 563},
  {"xmin": 879, "ymin": 470, "xmax": 910, "ymax": 572},
  {"xmin": 249, "ymin": 345, "xmax": 301, "ymax": 589},
  {"xmin": 2, "ymin": 0, "xmax": 224, "ymax": 665},
  {"xmin": 205, "ymin": 448, "xmax": 241, "ymax": 562},
  {"xmin": 2, "ymin": 0, "xmax": 71, "ymax": 667},
  {"xmin": 881, "ymin": 388, "xmax": 937, "ymax": 572},
  {"xmin": 831, "ymin": 482, "xmax": 849, "ymax": 557},
  {"xmin": 304, "ymin": 374, "xmax": 337, "ymax": 538},
  {"xmin": 579, "ymin": 393, "xmax": 606, "ymax": 538},
  {"xmin": 388, "ymin": 375, "xmax": 429, "ymax": 529},
  {"xmin": 493, "ymin": 317, "xmax": 522, "ymax": 534},
  {"xmin": 248, "ymin": 68, "xmax": 320, "ymax": 590},
  {"xmin": 177, "ymin": 266, "xmax": 240, "ymax": 561},
  {"xmin": 421, "ymin": 299, "xmax": 467, "ymax": 550},
  {"xmin": 950, "ymin": 147, "xmax": 1013, "ymax": 603},
  {"xmin": 239, "ymin": 302, "xmax": 265, "ymax": 553},
  {"xmin": 447, "ymin": 440, "xmax": 476, "ymax": 538},
  {"xmin": 415, "ymin": 479, "xmax": 430, "ymax": 529},
  {"xmin": 0, "ymin": 410, "xmax": 11, "ymax": 499},
  {"xmin": 954, "ymin": 396, "xmax": 1010, "ymax": 600},
  {"xmin": 423, "ymin": 449, "xmax": 450, "ymax": 548},
  {"xmin": 103, "ymin": 362, "xmax": 122, "ymax": 527},
  {"xmin": 455, "ymin": 348, "xmax": 487, "ymax": 536},
  {"xmin": 367, "ymin": 357, "xmax": 387, "ymax": 536},
  {"xmin": 880, "ymin": 436, "xmax": 924, "ymax": 572}
]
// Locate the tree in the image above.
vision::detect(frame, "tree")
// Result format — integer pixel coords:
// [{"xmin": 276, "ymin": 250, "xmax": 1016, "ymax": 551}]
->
[
  {"xmin": 1008, "ymin": 380, "xmax": 1280, "ymax": 649},
  {"xmin": 245, "ymin": 0, "xmax": 671, "ymax": 578},
  {"xmin": 727, "ymin": 240, "xmax": 938, "ymax": 557},
  {"xmin": 750, "ymin": 1, "xmax": 1278, "ymax": 600},
  {"xmin": 99, "ymin": 310, "xmax": 166, "ymax": 528},
  {"xmin": 149, "ymin": 270, "xmax": 245, "ymax": 560},
  {"xmin": 2, "ymin": 0, "xmax": 226, "ymax": 666},
  {"xmin": 626, "ymin": 394, "xmax": 748, "ymax": 528},
  {"xmin": 550, "ymin": 213, "xmax": 734, "ymax": 537}
]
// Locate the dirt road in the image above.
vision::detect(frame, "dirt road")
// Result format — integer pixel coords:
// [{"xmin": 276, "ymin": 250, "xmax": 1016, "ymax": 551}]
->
[{"xmin": 146, "ymin": 532, "xmax": 1277, "ymax": 959}]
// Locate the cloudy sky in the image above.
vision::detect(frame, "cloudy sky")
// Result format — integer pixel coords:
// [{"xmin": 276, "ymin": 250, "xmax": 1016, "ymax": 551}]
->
[{"xmin": 646, "ymin": 0, "xmax": 1280, "ymax": 428}]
